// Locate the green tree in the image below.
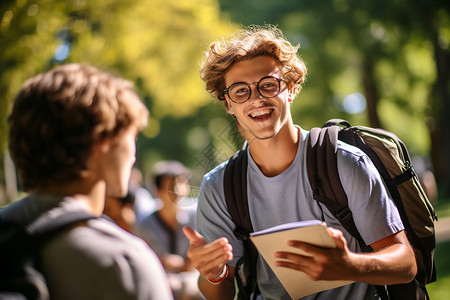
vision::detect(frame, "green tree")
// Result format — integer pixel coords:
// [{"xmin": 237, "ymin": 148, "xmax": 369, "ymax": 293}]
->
[{"xmin": 0, "ymin": 0, "xmax": 235, "ymax": 202}]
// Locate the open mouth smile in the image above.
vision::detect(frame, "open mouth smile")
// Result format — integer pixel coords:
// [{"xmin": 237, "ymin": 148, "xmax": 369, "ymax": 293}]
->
[{"xmin": 249, "ymin": 109, "xmax": 274, "ymax": 120}]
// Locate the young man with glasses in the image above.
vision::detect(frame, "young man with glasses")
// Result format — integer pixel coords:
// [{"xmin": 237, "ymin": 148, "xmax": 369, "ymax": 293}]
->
[{"xmin": 183, "ymin": 25, "xmax": 417, "ymax": 299}]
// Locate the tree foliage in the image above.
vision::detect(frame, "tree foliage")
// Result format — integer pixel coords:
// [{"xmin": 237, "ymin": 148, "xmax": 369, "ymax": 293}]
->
[
  {"xmin": 0, "ymin": 0, "xmax": 235, "ymax": 201},
  {"xmin": 0, "ymin": 0, "xmax": 233, "ymax": 140}
]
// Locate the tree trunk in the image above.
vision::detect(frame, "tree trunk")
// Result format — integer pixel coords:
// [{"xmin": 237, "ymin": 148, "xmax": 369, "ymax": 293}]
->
[
  {"xmin": 362, "ymin": 56, "xmax": 382, "ymax": 129},
  {"xmin": 422, "ymin": 5, "xmax": 450, "ymax": 198}
]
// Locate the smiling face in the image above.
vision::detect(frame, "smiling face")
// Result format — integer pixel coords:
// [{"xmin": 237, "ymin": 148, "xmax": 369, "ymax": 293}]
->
[{"xmin": 224, "ymin": 56, "xmax": 294, "ymax": 141}]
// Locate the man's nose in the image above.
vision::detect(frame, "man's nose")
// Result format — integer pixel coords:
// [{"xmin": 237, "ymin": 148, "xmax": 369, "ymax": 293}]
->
[{"xmin": 248, "ymin": 84, "xmax": 265, "ymax": 102}]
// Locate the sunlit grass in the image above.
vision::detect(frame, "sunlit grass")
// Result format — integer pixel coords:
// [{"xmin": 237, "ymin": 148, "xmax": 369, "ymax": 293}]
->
[
  {"xmin": 427, "ymin": 240, "xmax": 450, "ymax": 299},
  {"xmin": 427, "ymin": 200, "xmax": 450, "ymax": 299},
  {"xmin": 434, "ymin": 199, "xmax": 450, "ymax": 219}
]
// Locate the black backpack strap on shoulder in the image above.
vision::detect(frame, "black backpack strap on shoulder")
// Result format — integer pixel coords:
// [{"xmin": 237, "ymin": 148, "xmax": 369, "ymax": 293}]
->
[
  {"xmin": 224, "ymin": 142, "xmax": 260, "ymax": 300},
  {"xmin": 306, "ymin": 121, "xmax": 390, "ymax": 300},
  {"xmin": 306, "ymin": 124, "xmax": 364, "ymax": 242},
  {"xmin": 224, "ymin": 142, "xmax": 253, "ymax": 238}
]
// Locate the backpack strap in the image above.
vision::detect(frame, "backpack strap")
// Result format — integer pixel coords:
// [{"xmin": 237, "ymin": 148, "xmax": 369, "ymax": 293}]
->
[
  {"xmin": 306, "ymin": 120, "xmax": 392, "ymax": 300},
  {"xmin": 306, "ymin": 125, "xmax": 364, "ymax": 242},
  {"xmin": 224, "ymin": 142, "xmax": 260, "ymax": 300},
  {"xmin": 224, "ymin": 142, "xmax": 253, "ymax": 239}
]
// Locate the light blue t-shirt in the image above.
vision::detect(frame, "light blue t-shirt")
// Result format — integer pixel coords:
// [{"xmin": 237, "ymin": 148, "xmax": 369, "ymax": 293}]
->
[{"xmin": 196, "ymin": 126, "xmax": 404, "ymax": 300}]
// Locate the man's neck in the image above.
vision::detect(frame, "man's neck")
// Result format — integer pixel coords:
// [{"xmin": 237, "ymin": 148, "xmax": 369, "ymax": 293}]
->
[
  {"xmin": 247, "ymin": 124, "xmax": 299, "ymax": 177},
  {"xmin": 33, "ymin": 179, "xmax": 106, "ymax": 216}
]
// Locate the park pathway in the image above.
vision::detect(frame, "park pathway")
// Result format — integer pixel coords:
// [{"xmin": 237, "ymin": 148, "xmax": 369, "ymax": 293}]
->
[{"xmin": 435, "ymin": 216, "xmax": 450, "ymax": 243}]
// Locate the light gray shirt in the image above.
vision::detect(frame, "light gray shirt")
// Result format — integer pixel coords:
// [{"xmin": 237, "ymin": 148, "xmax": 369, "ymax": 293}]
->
[
  {"xmin": 0, "ymin": 195, "xmax": 173, "ymax": 300},
  {"xmin": 196, "ymin": 127, "xmax": 404, "ymax": 300}
]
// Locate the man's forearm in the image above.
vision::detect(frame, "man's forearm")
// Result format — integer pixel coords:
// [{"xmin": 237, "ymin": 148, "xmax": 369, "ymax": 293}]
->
[{"xmin": 352, "ymin": 242, "xmax": 417, "ymax": 285}]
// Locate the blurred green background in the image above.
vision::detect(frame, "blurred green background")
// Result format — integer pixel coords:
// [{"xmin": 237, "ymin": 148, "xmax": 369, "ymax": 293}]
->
[{"xmin": 1, "ymin": 0, "xmax": 449, "ymax": 297}]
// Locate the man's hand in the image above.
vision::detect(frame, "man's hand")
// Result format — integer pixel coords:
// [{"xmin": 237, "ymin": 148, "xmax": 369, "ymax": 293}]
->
[
  {"xmin": 273, "ymin": 227, "xmax": 417, "ymax": 285},
  {"xmin": 273, "ymin": 227, "xmax": 355, "ymax": 281},
  {"xmin": 183, "ymin": 226, "xmax": 233, "ymax": 280}
]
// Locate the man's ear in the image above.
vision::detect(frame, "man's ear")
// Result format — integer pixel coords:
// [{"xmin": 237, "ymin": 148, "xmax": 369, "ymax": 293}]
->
[
  {"xmin": 98, "ymin": 139, "xmax": 111, "ymax": 154},
  {"xmin": 287, "ymin": 83, "xmax": 295, "ymax": 103},
  {"xmin": 225, "ymin": 97, "xmax": 234, "ymax": 115}
]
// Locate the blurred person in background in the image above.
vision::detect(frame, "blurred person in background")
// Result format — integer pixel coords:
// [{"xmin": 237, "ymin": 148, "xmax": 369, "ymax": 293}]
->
[
  {"xmin": 129, "ymin": 167, "xmax": 160, "ymax": 222},
  {"xmin": 135, "ymin": 160, "xmax": 203, "ymax": 300}
]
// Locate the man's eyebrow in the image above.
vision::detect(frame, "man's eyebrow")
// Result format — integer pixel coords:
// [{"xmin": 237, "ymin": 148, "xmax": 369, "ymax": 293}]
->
[{"xmin": 229, "ymin": 81, "xmax": 248, "ymax": 85}]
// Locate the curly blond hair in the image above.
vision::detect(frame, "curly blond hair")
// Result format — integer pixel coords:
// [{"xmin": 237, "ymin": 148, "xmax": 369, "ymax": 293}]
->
[
  {"xmin": 8, "ymin": 64, "xmax": 149, "ymax": 190},
  {"xmin": 200, "ymin": 25, "xmax": 307, "ymax": 108}
]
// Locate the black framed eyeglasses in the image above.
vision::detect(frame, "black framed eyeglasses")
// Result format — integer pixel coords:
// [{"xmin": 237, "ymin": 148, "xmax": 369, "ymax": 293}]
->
[{"xmin": 224, "ymin": 76, "xmax": 283, "ymax": 104}]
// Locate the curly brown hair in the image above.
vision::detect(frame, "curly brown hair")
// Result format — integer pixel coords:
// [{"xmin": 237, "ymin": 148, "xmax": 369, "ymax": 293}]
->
[
  {"xmin": 200, "ymin": 24, "xmax": 307, "ymax": 108},
  {"xmin": 8, "ymin": 64, "xmax": 149, "ymax": 191}
]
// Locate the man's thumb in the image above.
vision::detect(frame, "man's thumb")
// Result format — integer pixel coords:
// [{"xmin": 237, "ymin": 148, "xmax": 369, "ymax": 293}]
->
[{"xmin": 183, "ymin": 226, "xmax": 205, "ymax": 245}]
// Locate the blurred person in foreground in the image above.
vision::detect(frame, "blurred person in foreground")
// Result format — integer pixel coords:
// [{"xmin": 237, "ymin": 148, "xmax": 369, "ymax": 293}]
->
[
  {"xmin": 135, "ymin": 161, "xmax": 203, "ymax": 300},
  {"xmin": 182, "ymin": 25, "xmax": 417, "ymax": 299},
  {"xmin": 0, "ymin": 63, "xmax": 173, "ymax": 300}
]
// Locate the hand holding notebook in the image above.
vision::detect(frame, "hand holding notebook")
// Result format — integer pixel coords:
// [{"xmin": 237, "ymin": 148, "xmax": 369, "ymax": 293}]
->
[{"xmin": 250, "ymin": 220, "xmax": 353, "ymax": 299}]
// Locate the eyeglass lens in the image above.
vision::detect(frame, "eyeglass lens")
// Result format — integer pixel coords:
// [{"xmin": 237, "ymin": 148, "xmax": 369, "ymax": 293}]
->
[{"xmin": 228, "ymin": 77, "xmax": 280, "ymax": 103}]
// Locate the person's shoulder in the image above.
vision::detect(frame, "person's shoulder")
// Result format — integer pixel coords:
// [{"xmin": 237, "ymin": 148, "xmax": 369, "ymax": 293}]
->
[
  {"xmin": 201, "ymin": 160, "xmax": 228, "ymax": 186},
  {"xmin": 41, "ymin": 217, "xmax": 172, "ymax": 299},
  {"xmin": 336, "ymin": 140, "xmax": 366, "ymax": 160},
  {"xmin": 59, "ymin": 218, "xmax": 149, "ymax": 254},
  {"xmin": 50, "ymin": 217, "xmax": 165, "ymax": 273},
  {"xmin": 197, "ymin": 160, "xmax": 231, "ymax": 204},
  {"xmin": 336, "ymin": 140, "xmax": 377, "ymax": 179},
  {"xmin": 302, "ymin": 124, "xmax": 365, "ymax": 160},
  {"xmin": 0, "ymin": 194, "xmax": 64, "ymax": 226}
]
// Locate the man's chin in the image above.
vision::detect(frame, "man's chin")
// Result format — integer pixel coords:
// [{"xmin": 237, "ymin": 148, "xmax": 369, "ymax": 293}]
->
[
  {"xmin": 245, "ymin": 129, "xmax": 278, "ymax": 142},
  {"xmin": 106, "ymin": 188, "xmax": 128, "ymax": 199}
]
